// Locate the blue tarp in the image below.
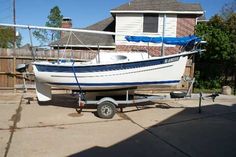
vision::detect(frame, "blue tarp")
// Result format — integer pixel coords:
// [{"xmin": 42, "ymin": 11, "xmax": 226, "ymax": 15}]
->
[{"xmin": 125, "ymin": 35, "xmax": 201, "ymax": 46}]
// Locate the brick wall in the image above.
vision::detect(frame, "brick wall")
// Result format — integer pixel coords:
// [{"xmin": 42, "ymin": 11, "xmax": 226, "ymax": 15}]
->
[
  {"xmin": 177, "ymin": 15, "xmax": 196, "ymax": 37},
  {"xmin": 116, "ymin": 45, "xmax": 180, "ymax": 56},
  {"xmin": 61, "ymin": 18, "xmax": 72, "ymax": 38}
]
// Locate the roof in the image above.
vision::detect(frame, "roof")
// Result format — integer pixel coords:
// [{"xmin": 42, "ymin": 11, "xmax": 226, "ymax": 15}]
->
[
  {"xmin": 111, "ymin": 0, "xmax": 204, "ymax": 14},
  {"xmin": 50, "ymin": 17, "xmax": 115, "ymax": 48},
  {"xmin": 85, "ymin": 16, "xmax": 115, "ymax": 31}
]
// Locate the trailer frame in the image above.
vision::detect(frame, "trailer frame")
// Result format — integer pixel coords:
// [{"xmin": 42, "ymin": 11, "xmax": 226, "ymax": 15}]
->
[{"xmin": 75, "ymin": 89, "xmax": 167, "ymax": 119}]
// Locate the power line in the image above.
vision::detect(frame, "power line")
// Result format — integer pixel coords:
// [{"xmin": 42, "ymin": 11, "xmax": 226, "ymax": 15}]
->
[
  {"xmin": 0, "ymin": 15, "xmax": 12, "ymax": 20},
  {"xmin": 0, "ymin": 1, "xmax": 12, "ymax": 22},
  {"xmin": 0, "ymin": 6, "xmax": 12, "ymax": 13},
  {"xmin": 0, "ymin": 0, "xmax": 12, "ymax": 16},
  {"xmin": 0, "ymin": 2, "xmax": 11, "ymax": 8},
  {"xmin": 0, "ymin": 0, "xmax": 11, "ymax": 9},
  {"xmin": 0, "ymin": 0, "xmax": 10, "ymax": 3}
]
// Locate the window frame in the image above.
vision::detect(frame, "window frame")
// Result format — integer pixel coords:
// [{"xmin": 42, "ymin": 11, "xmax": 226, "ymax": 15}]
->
[{"xmin": 143, "ymin": 13, "xmax": 159, "ymax": 33}]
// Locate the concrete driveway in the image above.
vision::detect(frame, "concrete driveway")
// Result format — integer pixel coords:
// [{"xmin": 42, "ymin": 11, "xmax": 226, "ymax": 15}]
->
[{"xmin": 0, "ymin": 91, "xmax": 236, "ymax": 157}]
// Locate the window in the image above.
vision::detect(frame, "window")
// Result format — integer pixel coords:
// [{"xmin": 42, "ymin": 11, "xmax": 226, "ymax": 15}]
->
[{"xmin": 143, "ymin": 14, "xmax": 159, "ymax": 33}]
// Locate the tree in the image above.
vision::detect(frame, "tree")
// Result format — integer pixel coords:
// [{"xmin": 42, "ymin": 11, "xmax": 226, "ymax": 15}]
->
[
  {"xmin": 195, "ymin": 15, "xmax": 232, "ymax": 62},
  {"xmin": 0, "ymin": 27, "xmax": 14, "ymax": 48},
  {"xmin": 195, "ymin": 14, "xmax": 236, "ymax": 89},
  {"xmin": 226, "ymin": 13, "xmax": 236, "ymax": 61},
  {"xmin": 220, "ymin": 0, "xmax": 236, "ymax": 19},
  {"xmin": 33, "ymin": 6, "xmax": 63, "ymax": 45},
  {"xmin": 0, "ymin": 27, "xmax": 21, "ymax": 48}
]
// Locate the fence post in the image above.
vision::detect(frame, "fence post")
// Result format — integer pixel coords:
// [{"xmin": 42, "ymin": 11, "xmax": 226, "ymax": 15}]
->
[{"xmin": 13, "ymin": 56, "xmax": 16, "ymax": 92}]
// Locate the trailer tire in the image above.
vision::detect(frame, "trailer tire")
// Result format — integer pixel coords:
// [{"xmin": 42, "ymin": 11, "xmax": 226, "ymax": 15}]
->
[
  {"xmin": 170, "ymin": 91, "xmax": 187, "ymax": 98},
  {"xmin": 97, "ymin": 101, "xmax": 116, "ymax": 119}
]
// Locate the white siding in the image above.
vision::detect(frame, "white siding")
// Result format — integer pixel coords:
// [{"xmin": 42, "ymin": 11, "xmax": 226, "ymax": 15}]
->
[
  {"xmin": 115, "ymin": 14, "xmax": 143, "ymax": 45},
  {"xmin": 115, "ymin": 14, "xmax": 177, "ymax": 47},
  {"xmin": 163, "ymin": 14, "xmax": 177, "ymax": 37}
]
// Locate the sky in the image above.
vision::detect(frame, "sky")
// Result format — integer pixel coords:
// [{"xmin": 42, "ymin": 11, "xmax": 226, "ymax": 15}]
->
[{"xmin": 0, "ymin": 0, "xmax": 233, "ymax": 45}]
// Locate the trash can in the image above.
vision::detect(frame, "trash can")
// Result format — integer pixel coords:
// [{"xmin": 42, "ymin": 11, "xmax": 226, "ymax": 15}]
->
[{"xmin": 222, "ymin": 86, "xmax": 232, "ymax": 95}]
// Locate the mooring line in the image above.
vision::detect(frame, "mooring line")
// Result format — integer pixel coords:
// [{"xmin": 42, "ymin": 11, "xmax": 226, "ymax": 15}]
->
[{"xmin": 4, "ymin": 94, "xmax": 24, "ymax": 157}]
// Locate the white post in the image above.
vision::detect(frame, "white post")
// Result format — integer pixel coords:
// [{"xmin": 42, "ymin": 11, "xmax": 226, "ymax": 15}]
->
[
  {"xmin": 161, "ymin": 14, "xmax": 166, "ymax": 56},
  {"xmin": 97, "ymin": 44, "xmax": 100, "ymax": 63}
]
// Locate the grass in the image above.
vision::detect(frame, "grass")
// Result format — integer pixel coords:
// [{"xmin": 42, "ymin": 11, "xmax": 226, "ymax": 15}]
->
[
  {"xmin": 193, "ymin": 87, "xmax": 236, "ymax": 95},
  {"xmin": 193, "ymin": 88, "xmax": 221, "ymax": 94}
]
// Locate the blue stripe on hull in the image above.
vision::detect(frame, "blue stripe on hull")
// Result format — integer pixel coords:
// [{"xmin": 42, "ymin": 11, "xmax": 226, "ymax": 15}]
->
[
  {"xmin": 35, "ymin": 56, "xmax": 180, "ymax": 73},
  {"xmin": 48, "ymin": 80, "xmax": 180, "ymax": 87}
]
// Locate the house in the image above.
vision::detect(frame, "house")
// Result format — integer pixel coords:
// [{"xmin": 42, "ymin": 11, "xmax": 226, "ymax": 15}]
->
[{"xmin": 51, "ymin": 0, "xmax": 204, "ymax": 56}]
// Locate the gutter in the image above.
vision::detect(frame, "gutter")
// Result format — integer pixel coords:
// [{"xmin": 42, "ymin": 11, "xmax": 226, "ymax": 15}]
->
[{"xmin": 110, "ymin": 10, "xmax": 204, "ymax": 15}]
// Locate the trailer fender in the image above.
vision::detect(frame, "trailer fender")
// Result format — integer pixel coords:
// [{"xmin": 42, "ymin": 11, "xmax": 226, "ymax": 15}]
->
[{"xmin": 97, "ymin": 97, "xmax": 118, "ymax": 106}]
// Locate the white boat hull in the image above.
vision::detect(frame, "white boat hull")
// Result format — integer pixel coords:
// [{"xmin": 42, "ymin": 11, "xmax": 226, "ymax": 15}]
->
[{"xmin": 32, "ymin": 52, "xmax": 193, "ymax": 101}]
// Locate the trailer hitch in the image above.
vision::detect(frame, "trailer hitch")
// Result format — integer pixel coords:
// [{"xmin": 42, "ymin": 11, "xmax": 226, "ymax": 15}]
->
[
  {"xmin": 198, "ymin": 92, "xmax": 219, "ymax": 113},
  {"xmin": 202, "ymin": 92, "xmax": 219, "ymax": 102}
]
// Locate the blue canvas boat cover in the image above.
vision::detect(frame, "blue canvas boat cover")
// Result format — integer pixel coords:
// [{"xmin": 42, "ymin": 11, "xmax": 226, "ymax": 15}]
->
[{"xmin": 125, "ymin": 35, "xmax": 201, "ymax": 46}]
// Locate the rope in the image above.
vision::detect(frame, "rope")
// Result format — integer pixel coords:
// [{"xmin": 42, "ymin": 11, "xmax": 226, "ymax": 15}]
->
[
  {"xmin": 71, "ymin": 32, "xmax": 97, "ymax": 53},
  {"xmin": 71, "ymin": 61, "xmax": 86, "ymax": 102},
  {"xmin": 71, "ymin": 32, "xmax": 98, "ymax": 59},
  {"xmin": 61, "ymin": 31, "xmax": 73, "ymax": 60},
  {"xmin": 28, "ymin": 27, "xmax": 36, "ymax": 61}
]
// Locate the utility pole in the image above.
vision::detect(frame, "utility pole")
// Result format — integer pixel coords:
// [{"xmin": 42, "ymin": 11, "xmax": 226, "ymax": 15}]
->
[{"xmin": 13, "ymin": 0, "xmax": 16, "ymax": 49}]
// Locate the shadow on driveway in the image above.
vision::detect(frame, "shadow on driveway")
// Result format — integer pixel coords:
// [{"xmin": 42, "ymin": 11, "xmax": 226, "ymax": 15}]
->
[
  {"xmin": 36, "ymin": 94, "xmax": 236, "ymax": 157},
  {"xmin": 69, "ymin": 103, "xmax": 236, "ymax": 157}
]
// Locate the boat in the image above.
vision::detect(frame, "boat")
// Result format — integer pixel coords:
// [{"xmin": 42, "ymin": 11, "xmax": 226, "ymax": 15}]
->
[
  {"xmin": 0, "ymin": 23, "xmax": 203, "ymax": 102},
  {"xmin": 33, "ymin": 35, "xmax": 202, "ymax": 101}
]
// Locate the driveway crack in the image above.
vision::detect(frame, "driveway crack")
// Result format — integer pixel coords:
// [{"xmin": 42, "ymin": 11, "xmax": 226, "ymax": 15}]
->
[{"xmin": 4, "ymin": 95, "xmax": 23, "ymax": 157}]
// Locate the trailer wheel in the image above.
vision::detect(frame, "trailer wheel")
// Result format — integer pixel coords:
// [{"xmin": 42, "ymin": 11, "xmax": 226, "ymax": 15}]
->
[
  {"xmin": 170, "ymin": 91, "xmax": 187, "ymax": 98},
  {"xmin": 97, "ymin": 101, "xmax": 116, "ymax": 119}
]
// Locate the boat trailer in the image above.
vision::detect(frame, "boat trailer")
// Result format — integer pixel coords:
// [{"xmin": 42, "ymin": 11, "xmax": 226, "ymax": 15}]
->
[
  {"xmin": 73, "ymin": 88, "xmax": 219, "ymax": 119},
  {"xmin": 73, "ymin": 89, "xmax": 165, "ymax": 119}
]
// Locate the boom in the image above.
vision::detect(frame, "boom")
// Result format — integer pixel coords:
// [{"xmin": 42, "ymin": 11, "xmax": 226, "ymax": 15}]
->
[{"xmin": 0, "ymin": 23, "xmax": 121, "ymax": 36}]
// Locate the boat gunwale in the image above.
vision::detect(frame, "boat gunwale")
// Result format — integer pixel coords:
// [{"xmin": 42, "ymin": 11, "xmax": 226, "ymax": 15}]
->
[{"xmin": 32, "ymin": 50, "xmax": 196, "ymax": 68}]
